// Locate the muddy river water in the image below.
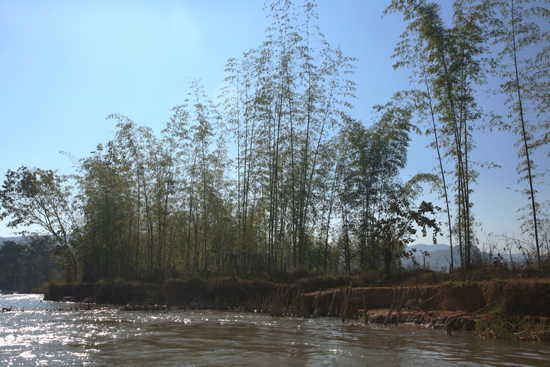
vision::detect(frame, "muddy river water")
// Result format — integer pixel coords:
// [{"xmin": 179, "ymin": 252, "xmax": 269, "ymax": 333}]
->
[{"xmin": 1, "ymin": 294, "xmax": 549, "ymax": 366}]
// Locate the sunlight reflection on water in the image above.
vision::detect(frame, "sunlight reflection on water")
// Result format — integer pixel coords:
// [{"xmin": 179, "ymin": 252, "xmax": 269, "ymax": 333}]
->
[{"xmin": 1, "ymin": 294, "xmax": 550, "ymax": 366}]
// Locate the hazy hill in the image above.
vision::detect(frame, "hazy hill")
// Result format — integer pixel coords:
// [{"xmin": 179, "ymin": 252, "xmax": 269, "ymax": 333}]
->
[
  {"xmin": 404, "ymin": 243, "xmax": 528, "ymax": 270},
  {"xmin": 0, "ymin": 236, "xmax": 25, "ymax": 245},
  {"xmin": 403, "ymin": 244, "xmax": 459, "ymax": 271}
]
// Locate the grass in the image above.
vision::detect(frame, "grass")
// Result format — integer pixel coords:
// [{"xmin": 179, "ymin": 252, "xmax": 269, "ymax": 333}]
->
[{"xmin": 476, "ymin": 307, "xmax": 550, "ymax": 341}]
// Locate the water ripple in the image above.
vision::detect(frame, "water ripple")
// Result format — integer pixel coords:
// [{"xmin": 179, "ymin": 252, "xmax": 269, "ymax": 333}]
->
[{"xmin": 1, "ymin": 294, "xmax": 549, "ymax": 366}]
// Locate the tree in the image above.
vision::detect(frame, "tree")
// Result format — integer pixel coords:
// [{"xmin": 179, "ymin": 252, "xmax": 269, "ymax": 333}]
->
[
  {"xmin": 386, "ymin": 0, "xmax": 487, "ymax": 268},
  {"xmin": 0, "ymin": 236, "xmax": 62, "ymax": 291},
  {"xmin": 164, "ymin": 80, "xmax": 230, "ymax": 274},
  {"xmin": 109, "ymin": 116, "xmax": 163, "ymax": 279},
  {"xmin": 23, "ymin": 235, "xmax": 62, "ymax": 290},
  {"xmin": 222, "ymin": 0, "xmax": 356, "ymax": 273},
  {"xmin": 0, "ymin": 240, "xmax": 24, "ymax": 291},
  {"xmin": 332, "ymin": 98, "xmax": 415, "ymax": 273},
  {"xmin": 486, "ymin": 0, "xmax": 550, "ymax": 268},
  {"xmin": 0, "ymin": 167, "xmax": 78, "ymax": 281},
  {"xmin": 372, "ymin": 197, "xmax": 440, "ymax": 276},
  {"xmin": 77, "ymin": 141, "xmax": 136, "ymax": 280}
]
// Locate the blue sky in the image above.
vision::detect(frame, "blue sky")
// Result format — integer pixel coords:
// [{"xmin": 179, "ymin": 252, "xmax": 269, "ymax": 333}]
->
[{"xmin": 1, "ymin": 0, "xmax": 548, "ymax": 251}]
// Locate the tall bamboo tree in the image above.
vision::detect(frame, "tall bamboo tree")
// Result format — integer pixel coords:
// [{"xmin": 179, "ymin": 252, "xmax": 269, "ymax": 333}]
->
[
  {"xmin": 486, "ymin": 0, "xmax": 550, "ymax": 267},
  {"xmin": 222, "ymin": 0, "xmax": 356, "ymax": 272},
  {"xmin": 386, "ymin": 0, "xmax": 487, "ymax": 268}
]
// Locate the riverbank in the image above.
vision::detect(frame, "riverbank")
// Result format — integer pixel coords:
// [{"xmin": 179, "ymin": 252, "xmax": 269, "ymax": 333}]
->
[{"xmin": 43, "ymin": 277, "xmax": 550, "ymax": 341}]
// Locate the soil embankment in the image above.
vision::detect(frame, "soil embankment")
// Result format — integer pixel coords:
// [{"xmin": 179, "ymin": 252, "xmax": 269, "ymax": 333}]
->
[
  {"xmin": 44, "ymin": 278, "xmax": 550, "ymax": 340},
  {"xmin": 301, "ymin": 281, "xmax": 550, "ymax": 338}
]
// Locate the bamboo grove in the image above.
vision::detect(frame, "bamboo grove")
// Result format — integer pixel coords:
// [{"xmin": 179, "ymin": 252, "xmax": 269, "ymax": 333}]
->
[{"xmin": 1, "ymin": 0, "xmax": 549, "ymax": 282}]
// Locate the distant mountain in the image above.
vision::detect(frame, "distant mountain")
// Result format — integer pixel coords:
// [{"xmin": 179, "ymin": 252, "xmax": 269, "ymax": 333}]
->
[
  {"xmin": 407, "ymin": 243, "xmax": 450, "ymax": 253},
  {"xmin": 0, "ymin": 236, "xmax": 25, "ymax": 245},
  {"xmin": 0, "ymin": 235, "xmax": 53, "ymax": 246},
  {"xmin": 403, "ymin": 243, "xmax": 529, "ymax": 270},
  {"xmin": 403, "ymin": 244, "xmax": 459, "ymax": 271}
]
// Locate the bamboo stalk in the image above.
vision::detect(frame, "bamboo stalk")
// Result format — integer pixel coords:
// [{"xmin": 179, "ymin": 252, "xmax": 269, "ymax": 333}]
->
[
  {"xmin": 396, "ymin": 286, "xmax": 407, "ymax": 326},
  {"xmin": 384, "ymin": 286, "xmax": 397, "ymax": 326},
  {"xmin": 313, "ymin": 288, "xmax": 322, "ymax": 317},
  {"xmin": 338, "ymin": 286, "xmax": 344, "ymax": 317},
  {"xmin": 328, "ymin": 290, "xmax": 338, "ymax": 317},
  {"xmin": 363, "ymin": 293, "xmax": 368, "ymax": 324},
  {"xmin": 301, "ymin": 288, "xmax": 307, "ymax": 317},
  {"xmin": 283, "ymin": 284, "xmax": 290, "ymax": 315},
  {"xmin": 342, "ymin": 282, "xmax": 353, "ymax": 323}
]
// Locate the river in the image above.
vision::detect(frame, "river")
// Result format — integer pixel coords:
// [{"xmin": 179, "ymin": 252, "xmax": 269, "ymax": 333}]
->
[{"xmin": 1, "ymin": 294, "xmax": 548, "ymax": 366}]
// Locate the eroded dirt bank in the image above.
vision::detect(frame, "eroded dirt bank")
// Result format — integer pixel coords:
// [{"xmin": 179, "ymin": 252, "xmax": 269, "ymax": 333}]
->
[{"xmin": 43, "ymin": 278, "xmax": 550, "ymax": 339}]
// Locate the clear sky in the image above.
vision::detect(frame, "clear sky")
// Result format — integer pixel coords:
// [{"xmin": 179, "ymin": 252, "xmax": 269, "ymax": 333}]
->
[{"xmin": 1, "ymin": 0, "xmax": 548, "ymax": 251}]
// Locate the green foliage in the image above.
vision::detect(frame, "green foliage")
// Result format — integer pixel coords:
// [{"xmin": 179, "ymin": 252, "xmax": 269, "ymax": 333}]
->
[
  {"xmin": 385, "ymin": 0, "xmax": 550, "ymax": 269},
  {"xmin": 0, "ymin": 167, "xmax": 78, "ymax": 280},
  {"xmin": 484, "ymin": 0, "xmax": 550, "ymax": 268},
  {"xmin": 6, "ymin": 0, "xmax": 548, "ymax": 282},
  {"xmin": 220, "ymin": 0, "xmax": 358, "ymax": 274},
  {"xmin": 476, "ymin": 307, "xmax": 550, "ymax": 341},
  {"xmin": 0, "ymin": 236, "xmax": 64, "ymax": 292},
  {"xmin": 331, "ymin": 95, "xmax": 433, "ymax": 275},
  {"xmin": 443, "ymin": 279, "xmax": 473, "ymax": 287}
]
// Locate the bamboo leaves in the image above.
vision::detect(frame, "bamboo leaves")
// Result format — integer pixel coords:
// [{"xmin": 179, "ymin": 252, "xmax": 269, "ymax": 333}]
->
[
  {"xmin": 222, "ymin": 0, "xmax": 356, "ymax": 272},
  {"xmin": 485, "ymin": 0, "xmax": 549, "ymax": 268},
  {"xmin": 0, "ymin": 167, "xmax": 79, "ymax": 281},
  {"xmin": 386, "ymin": 0, "xmax": 487, "ymax": 268}
]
